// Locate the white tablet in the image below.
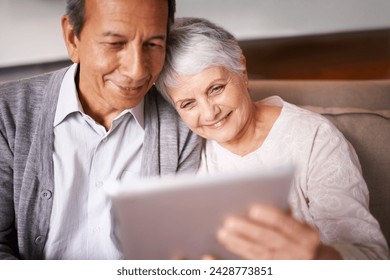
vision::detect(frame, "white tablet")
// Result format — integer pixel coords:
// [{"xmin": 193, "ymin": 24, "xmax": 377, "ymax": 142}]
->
[{"xmin": 108, "ymin": 167, "xmax": 293, "ymax": 260}]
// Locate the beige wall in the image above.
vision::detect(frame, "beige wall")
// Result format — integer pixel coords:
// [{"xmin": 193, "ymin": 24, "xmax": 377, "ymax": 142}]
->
[
  {"xmin": 1, "ymin": 0, "xmax": 390, "ymax": 68},
  {"xmin": 177, "ymin": 0, "xmax": 390, "ymax": 39}
]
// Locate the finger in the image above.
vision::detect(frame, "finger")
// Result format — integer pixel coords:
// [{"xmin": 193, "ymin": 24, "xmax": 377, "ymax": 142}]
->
[
  {"xmin": 249, "ymin": 204, "xmax": 294, "ymax": 229},
  {"xmin": 201, "ymin": 254, "xmax": 219, "ymax": 260},
  {"xmin": 249, "ymin": 204, "xmax": 315, "ymax": 243},
  {"xmin": 218, "ymin": 226, "xmax": 320, "ymax": 260},
  {"xmin": 250, "ymin": 204, "xmax": 321, "ymax": 256},
  {"xmin": 217, "ymin": 228, "xmax": 273, "ymax": 260},
  {"xmin": 171, "ymin": 253, "xmax": 188, "ymax": 260},
  {"xmin": 222, "ymin": 216, "xmax": 288, "ymax": 249}
]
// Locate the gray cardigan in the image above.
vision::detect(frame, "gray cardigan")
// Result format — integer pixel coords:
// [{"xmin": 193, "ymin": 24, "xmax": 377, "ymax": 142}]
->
[{"xmin": 0, "ymin": 67, "xmax": 202, "ymax": 259}]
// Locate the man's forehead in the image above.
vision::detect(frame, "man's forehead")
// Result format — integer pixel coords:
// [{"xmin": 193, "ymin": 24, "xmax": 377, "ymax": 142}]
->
[
  {"xmin": 82, "ymin": 0, "xmax": 168, "ymax": 35},
  {"xmin": 84, "ymin": 0, "xmax": 168, "ymax": 17}
]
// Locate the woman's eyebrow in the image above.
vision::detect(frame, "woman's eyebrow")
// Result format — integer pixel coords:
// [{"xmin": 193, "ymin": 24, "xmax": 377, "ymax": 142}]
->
[{"xmin": 205, "ymin": 77, "xmax": 228, "ymax": 89}]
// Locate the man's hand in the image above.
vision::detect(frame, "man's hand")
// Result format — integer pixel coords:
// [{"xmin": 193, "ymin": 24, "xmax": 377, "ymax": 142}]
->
[{"xmin": 217, "ymin": 204, "xmax": 342, "ymax": 260}]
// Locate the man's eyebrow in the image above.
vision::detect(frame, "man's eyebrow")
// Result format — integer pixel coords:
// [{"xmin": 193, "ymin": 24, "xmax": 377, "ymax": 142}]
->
[
  {"xmin": 101, "ymin": 31, "xmax": 126, "ymax": 38},
  {"xmin": 147, "ymin": 35, "xmax": 167, "ymax": 41},
  {"xmin": 101, "ymin": 32, "xmax": 166, "ymax": 41}
]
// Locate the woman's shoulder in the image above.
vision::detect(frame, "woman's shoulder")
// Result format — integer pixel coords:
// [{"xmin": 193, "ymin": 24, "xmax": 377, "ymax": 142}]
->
[
  {"xmin": 257, "ymin": 96, "xmax": 344, "ymax": 142},
  {"xmin": 264, "ymin": 96, "xmax": 335, "ymax": 127}
]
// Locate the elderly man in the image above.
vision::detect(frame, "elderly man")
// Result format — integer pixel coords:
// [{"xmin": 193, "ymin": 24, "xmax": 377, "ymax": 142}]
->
[{"xmin": 0, "ymin": 0, "xmax": 201, "ymax": 259}]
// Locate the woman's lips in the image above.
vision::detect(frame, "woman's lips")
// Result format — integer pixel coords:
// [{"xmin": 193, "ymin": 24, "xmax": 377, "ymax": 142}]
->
[{"xmin": 208, "ymin": 111, "xmax": 232, "ymax": 128}]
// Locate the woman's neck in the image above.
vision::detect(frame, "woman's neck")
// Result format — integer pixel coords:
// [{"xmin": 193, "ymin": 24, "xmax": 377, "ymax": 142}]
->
[{"xmin": 218, "ymin": 103, "xmax": 281, "ymax": 157}]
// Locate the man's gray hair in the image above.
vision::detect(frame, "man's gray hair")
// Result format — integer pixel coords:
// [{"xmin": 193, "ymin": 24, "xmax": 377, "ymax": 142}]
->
[
  {"xmin": 65, "ymin": 0, "xmax": 176, "ymax": 38},
  {"xmin": 156, "ymin": 17, "xmax": 245, "ymax": 104}
]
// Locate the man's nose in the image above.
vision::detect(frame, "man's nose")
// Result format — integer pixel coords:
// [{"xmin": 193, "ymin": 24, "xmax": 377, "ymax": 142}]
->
[{"xmin": 120, "ymin": 45, "xmax": 149, "ymax": 82}]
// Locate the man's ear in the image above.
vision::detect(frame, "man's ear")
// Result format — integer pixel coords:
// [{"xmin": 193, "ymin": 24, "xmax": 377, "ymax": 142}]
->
[{"xmin": 62, "ymin": 15, "xmax": 80, "ymax": 63}]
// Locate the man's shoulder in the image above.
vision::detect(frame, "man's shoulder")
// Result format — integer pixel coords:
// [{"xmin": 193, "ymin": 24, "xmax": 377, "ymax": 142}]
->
[
  {"xmin": 146, "ymin": 86, "xmax": 180, "ymax": 120},
  {"xmin": 0, "ymin": 67, "xmax": 68, "ymax": 102},
  {"xmin": 0, "ymin": 67, "xmax": 69, "ymax": 133},
  {"xmin": 0, "ymin": 67, "xmax": 68, "ymax": 89},
  {"xmin": 143, "ymin": 87, "xmax": 202, "ymax": 175}
]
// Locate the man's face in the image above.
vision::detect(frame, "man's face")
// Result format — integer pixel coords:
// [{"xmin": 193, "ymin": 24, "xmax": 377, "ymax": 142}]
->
[{"xmin": 67, "ymin": 0, "xmax": 168, "ymax": 116}]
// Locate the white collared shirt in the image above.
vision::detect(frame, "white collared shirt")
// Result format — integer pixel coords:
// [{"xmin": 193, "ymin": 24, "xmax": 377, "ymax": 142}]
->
[{"xmin": 44, "ymin": 64, "xmax": 145, "ymax": 259}]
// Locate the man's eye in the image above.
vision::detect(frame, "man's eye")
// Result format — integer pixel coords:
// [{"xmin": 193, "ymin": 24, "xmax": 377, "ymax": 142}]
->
[
  {"xmin": 145, "ymin": 42, "xmax": 164, "ymax": 49},
  {"xmin": 105, "ymin": 42, "xmax": 126, "ymax": 48}
]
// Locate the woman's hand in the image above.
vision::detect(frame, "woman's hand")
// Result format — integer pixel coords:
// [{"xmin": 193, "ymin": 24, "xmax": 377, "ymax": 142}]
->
[{"xmin": 217, "ymin": 204, "xmax": 342, "ymax": 260}]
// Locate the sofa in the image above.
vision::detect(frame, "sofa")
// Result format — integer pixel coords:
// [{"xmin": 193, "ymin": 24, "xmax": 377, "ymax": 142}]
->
[{"xmin": 248, "ymin": 79, "xmax": 390, "ymax": 248}]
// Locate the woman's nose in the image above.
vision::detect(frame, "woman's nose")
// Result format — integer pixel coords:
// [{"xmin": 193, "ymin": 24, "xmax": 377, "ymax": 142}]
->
[{"xmin": 203, "ymin": 102, "xmax": 221, "ymax": 122}]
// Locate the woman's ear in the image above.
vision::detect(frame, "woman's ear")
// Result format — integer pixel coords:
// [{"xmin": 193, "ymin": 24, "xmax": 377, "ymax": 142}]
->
[
  {"xmin": 62, "ymin": 15, "xmax": 80, "ymax": 63},
  {"xmin": 241, "ymin": 55, "xmax": 247, "ymax": 67},
  {"xmin": 241, "ymin": 55, "xmax": 248, "ymax": 84}
]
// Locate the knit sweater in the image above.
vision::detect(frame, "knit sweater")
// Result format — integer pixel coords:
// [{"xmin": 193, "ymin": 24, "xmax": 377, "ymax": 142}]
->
[{"xmin": 0, "ymin": 67, "xmax": 202, "ymax": 259}]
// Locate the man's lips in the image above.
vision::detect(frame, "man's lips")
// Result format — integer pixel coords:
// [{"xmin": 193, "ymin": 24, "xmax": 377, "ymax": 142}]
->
[
  {"xmin": 120, "ymin": 85, "xmax": 143, "ymax": 91},
  {"xmin": 108, "ymin": 79, "xmax": 149, "ymax": 92},
  {"xmin": 115, "ymin": 83, "xmax": 144, "ymax": 92}
]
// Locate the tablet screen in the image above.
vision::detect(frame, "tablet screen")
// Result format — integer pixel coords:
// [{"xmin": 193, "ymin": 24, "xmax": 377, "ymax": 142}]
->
[{"xmin": 109, "ymin": 167, "xmax": 293, "ymax": 260}]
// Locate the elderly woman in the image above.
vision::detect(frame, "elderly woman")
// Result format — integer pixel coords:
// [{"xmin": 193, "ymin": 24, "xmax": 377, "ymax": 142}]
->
[{"xmin": 155, "ymin": 17, "xmax": 388, "ymax": 259}]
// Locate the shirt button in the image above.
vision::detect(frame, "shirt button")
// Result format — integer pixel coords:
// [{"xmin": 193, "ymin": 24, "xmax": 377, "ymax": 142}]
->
[
  {"xmin": 40, "ymin": 190, "xmax": 52, "ymax": 200},
  {"xmin": 96, "ymin": 181, "xmax": 103, "ymax": 188},
  {"xmin": 102, "ymin": 137, "xmax": 108, "ymax": 143},
  {"xmin": 93, "ymin": 226, "xmax": 102, "ymax": 233},
  {"xmin": 34, "ymin": 236, "xmax": 45, "ymax": 245}
]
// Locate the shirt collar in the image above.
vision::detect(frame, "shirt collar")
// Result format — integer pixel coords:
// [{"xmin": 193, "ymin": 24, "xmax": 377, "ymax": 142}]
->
[
  {"xmin": 54, "ymin": 63, "xmax": 81, "ymax": 127},
  {"xmin": 54, "ymin": 63, "xmax": 145, "ymax": 130},
  {"xmin": 114, "ymin": 98, "xmax": 145, "ymax": 130}
]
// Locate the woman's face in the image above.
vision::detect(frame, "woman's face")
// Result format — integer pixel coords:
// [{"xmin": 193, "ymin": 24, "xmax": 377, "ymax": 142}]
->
[{"xmin": 167, "ymin": 66, "xmax": 254, "ymax": 145}]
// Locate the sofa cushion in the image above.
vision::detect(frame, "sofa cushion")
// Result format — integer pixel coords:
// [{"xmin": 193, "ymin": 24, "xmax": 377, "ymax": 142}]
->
[{"xmin": 248, "ymin": 80, "xmax": 390, "ymax": 110}]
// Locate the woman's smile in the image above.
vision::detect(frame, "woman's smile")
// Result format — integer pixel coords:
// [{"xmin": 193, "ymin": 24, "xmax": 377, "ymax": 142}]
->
[{"xmin": 206, "ymin": 111, "xmax": 233, "ymax": 129}]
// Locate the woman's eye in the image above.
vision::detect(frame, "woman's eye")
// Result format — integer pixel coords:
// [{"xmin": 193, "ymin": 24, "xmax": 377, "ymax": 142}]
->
[
  {"xmin": 210, "ymin": 85, "xmax": 225, "ymax": 94},
  {"xmin": 181, "ymin": 101, "xmax": 194, "ymax": 109}
]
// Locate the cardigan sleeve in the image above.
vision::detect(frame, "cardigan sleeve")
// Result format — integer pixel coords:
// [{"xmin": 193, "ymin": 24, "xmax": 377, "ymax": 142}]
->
[
  {"xmin": 0, "ymin": 126, "xmax": 19, "ymax": 259},
  {"xmin": 176, "ymin": 126, "xmax": 203, "ymax": 174},
  {"xmin": 141, "ymin": 88, "xmax": 202, "ymax": 177}
]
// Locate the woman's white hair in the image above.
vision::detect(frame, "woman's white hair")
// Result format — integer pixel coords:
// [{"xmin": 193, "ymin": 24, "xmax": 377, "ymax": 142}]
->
[{"xmin": 155, "ymin": 17, "xmax": 245, "ymax": 104}]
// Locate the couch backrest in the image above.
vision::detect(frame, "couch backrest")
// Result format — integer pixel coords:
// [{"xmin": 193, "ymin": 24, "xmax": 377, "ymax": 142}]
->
[{"xmin": 249, "ymin": 79, "xmax": 390, "ymax": 247}]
